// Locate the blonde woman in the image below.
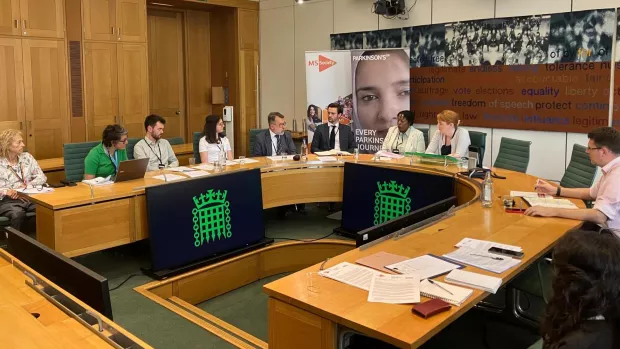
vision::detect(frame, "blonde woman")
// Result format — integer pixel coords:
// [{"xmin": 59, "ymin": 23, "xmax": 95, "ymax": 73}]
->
[
  {"xmin": 0, "ymin": 129, "xmax": 46, "ymax": 231},
  {"xmin": 425, "ymin": 110, "xmax": 471, "ymax": 158}
]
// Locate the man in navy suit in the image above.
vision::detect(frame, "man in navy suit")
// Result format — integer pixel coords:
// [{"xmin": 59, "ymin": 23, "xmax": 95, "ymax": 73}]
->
[{"xmin": 311, "ymin": 103, "xmax": 356, "ymax": 153}]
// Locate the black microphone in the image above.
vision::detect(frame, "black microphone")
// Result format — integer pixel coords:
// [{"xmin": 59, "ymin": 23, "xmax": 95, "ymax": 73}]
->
[{"xmin": 293, "ymin": 155, "xmax": 301, "ymax": 161}]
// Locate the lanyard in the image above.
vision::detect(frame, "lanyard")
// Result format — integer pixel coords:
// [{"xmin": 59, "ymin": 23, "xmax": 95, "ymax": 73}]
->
[
  {"xmin": 104, "ymin": 146, "xmax": 118, "ymax": 174},
  {"xmin": 7, "ymin": 163, "xmax": 26, "ymax": 186},
  {"xmin": 216, "ymin": 142, "xmax": 227, "ymax": 160},
  {"xmin": 145, "ymin": 139, "xmax": 163, "ymax": 166}
]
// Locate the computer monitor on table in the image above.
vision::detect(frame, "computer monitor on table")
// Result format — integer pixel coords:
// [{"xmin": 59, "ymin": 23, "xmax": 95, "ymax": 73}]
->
[{"xmin": 6, "ymin": 227, "xmax": 113, "ymax": 319}]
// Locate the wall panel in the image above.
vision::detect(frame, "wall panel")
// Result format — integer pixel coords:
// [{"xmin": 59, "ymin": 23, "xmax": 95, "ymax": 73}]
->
[
  {"xmin": 495, "ymin": 0, "xmax": 571, "ymax": 17},
  {"xmin": 333, "ymin": 0, "xmax": 378, "ymax": 33},
  {"xmin": 378, "ymin": 0, "xmax": 432, "ymax": 29},
  {"xmin": 431, "ymin": 0, "xmax": 495, "ymax": 24}
]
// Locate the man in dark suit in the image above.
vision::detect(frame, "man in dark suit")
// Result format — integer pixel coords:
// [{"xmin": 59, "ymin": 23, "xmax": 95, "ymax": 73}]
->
[
  {"xmin": 253, "ymin": 112, "xmax": 296, "ymax": 157},
  {"xmin": 252, "ymin": 111, "xmax": 305, "ymax": 216},
  {"xmin": 311, "ymin": 103, "xmax": 356, "ymax": 153}
]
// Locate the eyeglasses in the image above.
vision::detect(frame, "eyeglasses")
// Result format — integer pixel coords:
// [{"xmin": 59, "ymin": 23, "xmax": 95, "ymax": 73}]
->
[
  {"xmin": 278, "ymin": 122, "xmax": 287, "ymax": 127},
  {"xmin": 586, "ymin": 146, "xmax": 601, "ymax": 152},
  {"xmin": 118, "ymin": 138, "xmax": 129, "ymax": 144}
]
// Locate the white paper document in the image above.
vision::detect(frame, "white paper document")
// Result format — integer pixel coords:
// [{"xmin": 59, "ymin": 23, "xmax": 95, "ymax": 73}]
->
[
  {"xmin": 455, "ymin": 238, "xmax": 522, "ymax": 252},
  {"xmin": 367, "ymin": 274, "xmax": 420, "ymax": 304},
  {"xmin": 232, "ymin": 158, "xmax": 260, "ymax": 164},
  {"xmin": 318, "ymin": 262, "xmax": 382, "ymax": 291},
  {"xmin": 445, "ymin": 269, "xmax": 503, "ymax": 294},
  {"xmin": 194, "ymin": 164, "xmax": 214, "ymax": 171},
  {"xmin": 168, "ymin": 166, "xmax": 195, "ymax": 172},
  {"xmin": 509, "ymin": 191, "xmax": 551, "ymax": 199},
  {"xmin": 443, "ymin": 247, "xmax": 521, "ymax": 274},
  {"xmin": 17, "ymin": 187, "xmax": 54, "ymax": 194},
  {"xmin": 267, "ymin": 155, "xmax": 295, "ymax": 161},
  {"xmin": 183, "ymin": 170, "xmax": 209, "ymax": 178},
  {"xmin": 385, "ymin": 255, "xmax": 461, "ymax": 280},
  {"xmin": 375, "ymin": 150, "xmax": 404, "ymax": 159},
  {"xmin": 82, "ymin": 176, "xmax": 114, "ymax": 186},
  {"xmin": 152, "ymin": 174, "xmax": 186, "ymax": 182},
  {"xmin": 317, "ymin": 156, "xmax": 338, "ymax": 162},
  {"xmin": 523, "ymin": 197, "xmax": 578, "ymax": 209},
  {"xmin": 315, "ymin": 150, "xmax": 352, "ymax": 156}
]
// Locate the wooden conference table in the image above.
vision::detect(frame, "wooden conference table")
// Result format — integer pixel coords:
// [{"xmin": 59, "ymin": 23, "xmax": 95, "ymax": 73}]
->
[
  {"xmin": 0, "ymin": 248, "xmax": 151, "ymax": 348},
  {"xmin": 263, "ymin": 164, "xmax": 583, "ymax": 349}
]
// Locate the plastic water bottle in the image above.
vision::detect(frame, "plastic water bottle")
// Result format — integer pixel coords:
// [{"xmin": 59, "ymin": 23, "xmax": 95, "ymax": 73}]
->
[
  {"xmin": 481, "ymin": 171, "xmax": 493, "ymax": 208},
  {"xmin": 219, "ymin": 149, "xmax": 226, "ymax": 170},
  {"xmin": 301, "ymin": 139, "xmax": 308, "ymax": 161}
]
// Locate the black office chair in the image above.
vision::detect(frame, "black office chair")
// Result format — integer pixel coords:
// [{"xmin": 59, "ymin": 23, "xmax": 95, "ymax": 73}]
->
[{"xmin": 468, "ymin": 131, "xmax": 487, "ymax": 167}]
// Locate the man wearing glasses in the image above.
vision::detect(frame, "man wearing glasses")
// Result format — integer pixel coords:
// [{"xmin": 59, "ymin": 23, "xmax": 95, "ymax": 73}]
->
[
  {"xmin": 527, "ymin": 127, "xmax": 620, "ymax": 235},
  {"xmin": 252, "ymin": 112, "xmax": 296, "ymax": 157},
  {"xmin": 84, "ymin": 124, "xmax": 129, "ymax": 180}
]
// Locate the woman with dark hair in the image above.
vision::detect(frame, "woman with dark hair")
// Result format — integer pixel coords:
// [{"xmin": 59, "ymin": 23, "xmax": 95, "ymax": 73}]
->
[
  {"xmin": 306, "ymin": 104, "xmax": 321, "ymax": 132},
  {"xmin": 541, "ymin": 228, "xmax": 620, "ymax": 349},
  {"xmin": 84, "ymin": 124, "xmax": 129, "ymax": 179},
  {"xmin": 380, "ymin": 110, "xmax": 425, "ymax": 154},
  {"xmin": 198, "ymin": 115, "xmax": 233, "ymax": 164}
]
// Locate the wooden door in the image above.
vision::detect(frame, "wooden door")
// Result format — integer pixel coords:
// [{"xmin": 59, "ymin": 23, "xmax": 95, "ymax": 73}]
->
[
  {"xmin": 19, "ymin": 0, "xmax": 64, "ymax": 38},
  {"xmin": 117, "ymin": 43, "xmax": 148, "ymax": 138},
  {"xmin": 147, "ymin": 9, "xmax": 184, "ymax": 139},
  {"xmin": 186, "ymin": 10, "xmax": 211, "ymax": 141},
  {"xmin": 82, "ymin": 0, "xmax": 116, "ymax": 41},
  {"xmin": 0, "ymin": 38, "xmax": 25, "ymax": 134},
  {"xmin": 238, "ymin": 9, "xmax": 258, "ymax": 50},
  {"xmin": 117, "ymin": 0, "xmax": 146, "ymax": 43},
  {"xmin": 84, "ymin": 42, "xmax": 118, "ymax": 141},
  {"xmin": 0, "ymin": 0, "xmax": 20, "ymax": 36},
  {"xmin": 21, "ymin": 39, "xmax": 69, "ymax": 159},
  {"xmin": 238, "ymin": 49, "xmax": 258, "ymax": 156}
]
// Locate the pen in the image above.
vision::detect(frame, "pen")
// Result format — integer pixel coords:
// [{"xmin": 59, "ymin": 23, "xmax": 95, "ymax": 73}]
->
[
  {"xmin": 471, "ymin": 253, "xmax": 504, "ymax": 261},
  {"xmin": 427, "ymin": 279, "xmax": 454, "ymax": 295}
]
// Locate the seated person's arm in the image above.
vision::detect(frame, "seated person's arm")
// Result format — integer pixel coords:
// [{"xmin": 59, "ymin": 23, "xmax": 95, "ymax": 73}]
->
[
  {"xmin": 83, "ymin": 154, "xmax": 99, "ymax": 180},
  {"xmin": 311, "ymin": 131, "xmax": 322, "ymax": 153},
  {"xmin": 227, "ymin": 150, "xmax": 233, "ymax": 161},
  {"xmin": 27, "ymin": 155, "xmax": 47, "ymax": 185},
  {"xmin": 425, "ymin": 131, "xmax": 440, "ymax": 154},
  {"xmin": 199, "ymin": 151, "xmax": 209, "ymax": 164},
  {"xmin": 535, "ymin": 180, "xmax": 594, "ymax": 201},
  {"xmin": 286, "ymin": 135, "xmax": 296, "ymax": 155},
  {"xmin": 167, "ymin": 143, "xmax": 179, "ymax": 167},
  {"xmin": 133, "ymin": 142, "xmax": 147, "ymax": 161},
  {"xmin": 452, "ymin": 131, "xmax": 470, "ymax": 158},
  {"xmin": 415, "ymin": 133, "xmax": 426, "ymax": 153},
  {"xmin": 525, "ymin": 206, "xmax": 607, "ymax": 225},
  {"xmin": 347, "ymin": 128, "xmax": 356, "ymax": 153}
]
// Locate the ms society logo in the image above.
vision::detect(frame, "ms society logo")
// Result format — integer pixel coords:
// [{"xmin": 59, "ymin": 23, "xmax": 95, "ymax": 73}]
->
[
  {"xmin": 192, "ymin": 189, "xmax": 232, "ymax": 247},
  {"xmin": 308, "ymin": 55, "xmax": 337, "ymax": 72}
]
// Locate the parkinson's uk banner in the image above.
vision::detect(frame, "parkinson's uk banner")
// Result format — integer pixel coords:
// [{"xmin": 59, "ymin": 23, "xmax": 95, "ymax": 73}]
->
[
  {"xmin": 305, "ymin": 51, "xmax": 352, "ymax": 143},
  {"xmin": 351, "ymin": 48, "xmax": 411, "ymax": 153}
]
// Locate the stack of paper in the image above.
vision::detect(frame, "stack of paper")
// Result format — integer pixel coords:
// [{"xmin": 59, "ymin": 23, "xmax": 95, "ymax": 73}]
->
[
  {"xmin": 168, "ymin": 166, "xmax": 195, "ymax": 172},
  {"xmin": 445, "ymin": 269, "xmax": 503, "ymax": 294},
  {"xmin": 374, "ymin": 150, "xmax": 404, "ymax": 159},
  {"xmin": 384, "ymin": 255, "xmax": 461, "ymax": 280},
  {"xmin": 318, "ymin": 262, "xmax": 382, "ymax": 291},
  {"xmin": 152, "ymin": 174, "xmax": 186, "ymax": 182},
  {"xmin": 317, "ymin": 156, "xmax": 338, "ymax": 162},
  {"xmin": 443, "ymin": 247, "xmax": 521, "ymax": 274},
  {"xmin": 523, "ymin": 197, "xmax": 578, "ymax": 209},
  {"xmin": 455, "ymin": 238, "xmax": 522, "ymax": 253},
  {"xmin": 194, "ymin": 164, "xmax": 214, "ymax": 171},
  {"xmin": 368, "ymin": 274, "xmax": 420, "ymax": 304},
  {"xmin": 82, "ymin": 176, "xmax": 114, "ymax": 186},
  {"xmin": 510, "ymin": 191, "xmax": 551, "ymax": 199},
  {"xmin": 231, "ymin": 158, "xmax": 260, "ymax": 164},
  {"xmin": 183, "ymin": 170, "xmax": 209, "ymax": 178},
  {"xmin": 315, "ymin": 150, "xmax": 352, "ymax": 156},
  {"xmin": 420, "ymin": 279, "xmax": 472, "ymax": 306}
]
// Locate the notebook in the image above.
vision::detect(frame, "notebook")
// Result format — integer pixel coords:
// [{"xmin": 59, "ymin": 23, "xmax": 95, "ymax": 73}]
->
[
  {"xmin": 355, "ymin": 252, "xmax": 409, "ymax": 274},
  {"xmin": 384, "ymin": 254, "xmax": 463, "ymax": 279},
  {"xmin": 419, "ymin": 279, "xmax": 473, "ymax": 306},
  {"xmin": 445, "ymin": 269, "xmax": 503, "ymax": 294}
]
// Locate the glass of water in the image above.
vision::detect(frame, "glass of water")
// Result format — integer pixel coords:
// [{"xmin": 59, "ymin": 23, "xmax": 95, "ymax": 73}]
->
[
  {"xmin": 188, "ymin": 158, "xmax": 196, "ymax": 166},
  {"xmin": 238, "ymin": 156, "xmax": 246, "ymax": 165},
  {"xmin": 354, "ymin": 148, "xmax": 359, "ymax": 161}
]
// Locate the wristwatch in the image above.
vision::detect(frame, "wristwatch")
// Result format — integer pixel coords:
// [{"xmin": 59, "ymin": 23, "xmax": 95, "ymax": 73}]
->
[{"xmin": 556, "ymin": 186, "xmax": 561, "ymax": 197}]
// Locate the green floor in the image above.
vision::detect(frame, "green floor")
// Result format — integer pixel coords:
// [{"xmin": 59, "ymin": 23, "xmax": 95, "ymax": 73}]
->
[{"xmin": 11, "ymin": 204, "xmax": 544, "ymax": 348}]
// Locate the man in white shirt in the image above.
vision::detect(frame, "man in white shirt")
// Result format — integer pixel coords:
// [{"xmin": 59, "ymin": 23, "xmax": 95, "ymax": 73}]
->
[
  {"xmin": 133, "ymin": 115, "xmax": 179, "ymax": 171},
  {"xmin": 311, "ymin": 103, "xmax": 356, "ymax": 153}
]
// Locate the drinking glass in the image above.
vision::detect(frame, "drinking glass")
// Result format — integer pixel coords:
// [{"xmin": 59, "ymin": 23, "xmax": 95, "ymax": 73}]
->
[
  {"xmin": 188, "ymin": 158, "xmax": 196, "ymax": 166},
  {"xmin": 238, "ymin": 156, "xmax": 246, "ymax": 165}
]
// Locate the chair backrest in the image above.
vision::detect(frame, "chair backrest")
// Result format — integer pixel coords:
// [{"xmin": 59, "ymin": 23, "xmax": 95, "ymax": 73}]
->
[
  {"xmin": 419, "ymin": 128, "xmax": 429, "ymax": 148},
  {"xmin": 468, "ymin": 130, "xmax": 487, "ymax": 167},
  {"xmin": 493, "ymin": 137, "xmax": 532, "ymax": 173},
  {"xmin": 63, "ymin": 141, "xmax": 100, "ymax": 182},
  {"xmin": 193, "ymin": 132, "xmax": 202, "ymax": 163},
  {"xmin": 249, "ymin": 128, "xmax": 267, "ymax": 156},
  {"xmin": 560, "ymin": 144, "xmax": 597, "ymax": 188},
  {"xmin": 167, "ymin": 137, "xmax": 184, "ymax": 145},
  {"xmin": 126, "ymin": 138, "xmax": 141, "ymax": 160}
]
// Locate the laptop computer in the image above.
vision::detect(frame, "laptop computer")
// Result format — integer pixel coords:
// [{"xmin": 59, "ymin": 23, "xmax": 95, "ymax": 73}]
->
[{"xmin": 114, "ymin": 158, "xmax": 149, "ymax": 183}]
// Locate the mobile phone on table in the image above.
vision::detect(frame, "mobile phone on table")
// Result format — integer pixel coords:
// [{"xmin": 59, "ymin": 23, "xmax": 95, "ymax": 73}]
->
[{"xmin": 488, "ymin": 247, "xmax": 524, "ymax": 259}]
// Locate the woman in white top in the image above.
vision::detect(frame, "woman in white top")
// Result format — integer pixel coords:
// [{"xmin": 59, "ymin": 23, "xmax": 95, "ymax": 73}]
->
[
  {"xmin": 198, "ymin": 115, "xmax": 233, "ymax": 164},
  {"xmin": 425, "ymin": 110, "xmax": 471, "ymax": 158},
  {"xmin": 381, "ymin": 110, "xmax": 425, "ymax": 154}
]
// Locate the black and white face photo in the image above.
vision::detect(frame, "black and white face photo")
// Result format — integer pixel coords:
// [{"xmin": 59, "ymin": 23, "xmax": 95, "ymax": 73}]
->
[{"xmin": 364, "ymin": 29, "xmax": 403, "ymax": 49}]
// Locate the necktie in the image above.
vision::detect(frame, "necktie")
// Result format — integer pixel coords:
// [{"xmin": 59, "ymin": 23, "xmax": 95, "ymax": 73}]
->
[
  {"xmin": 329, "ymin": 126, "xmax": 336, "ymax": 149},
  {"xmin": 275, "ymin": 134, "xmax": 282, "ymax": 155}
]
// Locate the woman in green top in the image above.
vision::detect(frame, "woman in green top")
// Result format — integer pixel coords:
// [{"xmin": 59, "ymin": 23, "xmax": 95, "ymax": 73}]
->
[{"xmin": 84, "ymin": 125, "xmax": 129, "ymax": 179}]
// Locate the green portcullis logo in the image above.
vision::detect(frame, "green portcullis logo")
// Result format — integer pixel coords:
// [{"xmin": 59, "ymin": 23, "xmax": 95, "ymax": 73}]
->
[
  {"xmin": 374, "ymin": 181, "xmax": 411, "ymax": 225},
  {"xmin": 192, "ymin": 189, "xmax": 232, "ymax": 247}
]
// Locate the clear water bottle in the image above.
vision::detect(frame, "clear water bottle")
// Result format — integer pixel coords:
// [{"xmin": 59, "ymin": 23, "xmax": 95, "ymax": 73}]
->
[
  {"xmin": 219, "ymin": 148, "xmax": 227, "ymax": 170},
  {"xmin": 481, "ymin": 171, "xmax": 493, "ymax": 208},
  {"xmin": 301, "ymin": 139, "xmax": 308, "ymax": 161}
]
